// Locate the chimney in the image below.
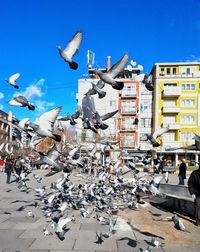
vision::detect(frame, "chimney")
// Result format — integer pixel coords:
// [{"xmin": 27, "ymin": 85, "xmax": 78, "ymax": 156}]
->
[{"xmin": 107, "ymin": 56, "xmax": 111, "ymax": 71}]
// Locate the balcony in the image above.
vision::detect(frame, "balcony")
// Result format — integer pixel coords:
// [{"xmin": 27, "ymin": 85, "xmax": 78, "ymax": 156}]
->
[
  {"xmin": 139, "ymin": 142, "xmax": 153, "ymax": 150},
  {"xmin": 121, "ymin": 91, "xmax": 137, "ymax": 98},
  {"xmin": 162, "ymin": 141, "xmax": 181, "ymax": 148},
  {"xmin": 121, "ymin": 109, "xmax": 136, "ymax": 115},
  {"xmin": 120, "ymin": 126, "xmax": 136, "ymax": 132},
  {"xmin": 162, "ymin": 123, "xmax": 180, "ymax": 130},
  {"xmin": 162, "ymin": 107, "xmax": 180, "ymax": 113},
  {"xmin": 163, "ymin": 86, "xmax": 181, "ymax": 97},
  {"xmin": 120, "ymin": 141, "xmax": 136, "ymax": 148}
]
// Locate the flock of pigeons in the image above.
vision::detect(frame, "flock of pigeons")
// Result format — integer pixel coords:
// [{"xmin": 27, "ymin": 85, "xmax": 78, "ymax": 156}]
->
[{"xmin": 0, "ymin": 31, "xmax": 190, "ymax": 250}]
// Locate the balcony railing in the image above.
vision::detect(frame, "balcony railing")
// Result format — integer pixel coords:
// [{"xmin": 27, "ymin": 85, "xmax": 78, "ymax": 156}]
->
[
  {"xmin": 121, "ymin": 91, "xmax": 137, "ymax": 97},
  {"xmin": 162, "ymin": 107, "xmax": 180, "ymax": 113},
  {"xmin": 120, "ymin": 141, "xmax": 136, "ymax": 148},
  {"xmin": 162, "ymin": 123, "xmax": 180, "ymax": 130},
  {"xmin": 159, "ymin": 72, "xmax": 200, "ymax": 78},
  {"xmin": 121, "ymin": 109, "xmax": 136, "ymax": 114},
  {"xmin": 120, "ymin": 126, "xmax": 136, "ymax": 132},
  {"xmin": 163, "ymin": 86, "xmax": 181, "ymax": 97},
  {"xmin": 162, "ymin": 141, "xmax": 181, "ymax": 148}
]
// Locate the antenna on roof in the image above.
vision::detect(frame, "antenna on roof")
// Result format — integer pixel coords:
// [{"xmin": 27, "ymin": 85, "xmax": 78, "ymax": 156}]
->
[{"xmin": 87, "ymin": 50, "xmax": 95, "ymax": 69}]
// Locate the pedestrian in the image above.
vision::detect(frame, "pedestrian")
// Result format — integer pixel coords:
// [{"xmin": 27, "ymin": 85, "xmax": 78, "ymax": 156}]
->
[
  {"xmin": 158, "ymin": 158, "xmax": 165, "ymax": 174},
  {"xmin": 188, "ymin": 164, "xmax": 200, "ymax": 226},
  {"xmin": 92, "ymin": 157, "xmax": 97, "ymax": 177},
  {"xmin": 82, "ymin": 159, "xmax": 86, "ymax": 174},
  {"xmin": 178, "ymin": 159, "xmax": 187, "ymax": 185},
  {"xmin": 14, "ymin": 155, "xmax": 23, "ymax": 181},
  {"xmin": 4, "ymin": 157, "xmax": 14, "ymax": 184},
  {"xmin": 0, "ymin": 155, "xmax": 5, "ymax": 172}
]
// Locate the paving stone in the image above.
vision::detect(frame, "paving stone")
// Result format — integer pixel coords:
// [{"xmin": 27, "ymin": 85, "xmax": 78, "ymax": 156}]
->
[
  {"xmin": 80, "ymin": 223, "xmax": 108, "ymax": 232},
  {"xmin": 164, "ymin": 246, "xmax": 200, "ymax": 252},
  {"xmin": 73, "ymin": 238, "xmax": 118, "ymax": 251},
  {"xmin": 3, "ymin": 216, "xmax": 39, "ymax": 223},
  {"xmin": 0, "ymin": 222, "xmax": 17, "ymax": 229},
  {"xmin": 0, "ymin": 215, "xmax": 10, "ymax": 223},
  {"xmin": 19, "ymin": 228, "xmax": 46, "ymax": 238},
  {"xmin": 29, "ymin": 237, "xmax": 75, "ymax": 250},
  {"xmin": 0, "ymin": 237, "xmax": 35, "ymax": 250},
  {"xmin": 12, "ymin": 222, "xmax": 44, "ymax": 230},
  {"xmin": 2, "ymin": 250, "xmax": 49, "ymax": 252}
]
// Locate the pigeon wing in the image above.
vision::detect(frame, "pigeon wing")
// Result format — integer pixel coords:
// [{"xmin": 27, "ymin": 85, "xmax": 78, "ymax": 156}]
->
[
  {"xmin": 8, "ymin": 73, "xmax": 20, "ymax": 85},
  {"xmin": 38, "ymin": 107, "xmax": 62, "ymax": 132},
  {"xmin": 109, "ymin": 53, "xmax": 129, "ymax": 78},
  {"xmin": 7, "ymin": 99, "xmax": 22, "ymax": 106},
  {"xmin": 63, "ymin": 31, "xmax": 83, "ymax": 59},
  {"xmin": 96, "ymin": 80, "xmax": 105, "ymax": 89},
  {"xmin": 152, "ymin": 127, "xmax": 169, "ymax": 140},
  {"xmin": 101, "ymin": 110, "xmax": 118, "ymax": 121}
]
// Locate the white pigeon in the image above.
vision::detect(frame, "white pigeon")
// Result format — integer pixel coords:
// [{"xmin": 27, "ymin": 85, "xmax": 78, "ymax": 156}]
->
[
  {"xmin": 57, "ymin": 31, "xmax": 83, "ymax": 70},
  {"xmin": 28, "ymin": 107, "xmax": 62, "ymax": 141},
  {"xmin": 5, "ymin": 73, "xmax": 20, "ymax": 89},
  {"xmin": 27, "ymin": 211, "xmax": 35, "ymax": 218},
  {"xmin": 8, "ymin": 95, "xmax": 35, "ymax": 110},
  {"xmin": 149, "ymin": 175, "xmax": 164, "ymax": 195}
]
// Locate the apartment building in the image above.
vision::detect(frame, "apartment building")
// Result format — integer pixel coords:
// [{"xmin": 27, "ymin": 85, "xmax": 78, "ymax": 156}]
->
[
  {"xmin": 76, "ymin": 55, "xmax": 146, "ymax": 159},
  {"xmin": 152, "ymin": 62, "xmax": 200, "ymax": 165}
]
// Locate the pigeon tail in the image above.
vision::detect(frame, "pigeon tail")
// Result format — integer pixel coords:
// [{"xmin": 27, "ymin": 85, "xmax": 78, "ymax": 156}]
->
[
  {"xmin": 69, "ymin": 61, "xmax": 78, "ymax": 70},
  {"xmin": 112, "ymin": 82, "xmax": 124, "ymax": 90},
  {"xmin": 145, "ymin": 84, "xmax": 154, "ymax": 91},
  {"xmin": 28, "ymin": 104, "xmax": 35, "ymax": 111},
  {"xmin": 52, "ymin": 133, "xmax": 62, "ymax": 141},
  {"xmin": 14, "ymin": 85, "xmax": 19, "ymax": 89}
]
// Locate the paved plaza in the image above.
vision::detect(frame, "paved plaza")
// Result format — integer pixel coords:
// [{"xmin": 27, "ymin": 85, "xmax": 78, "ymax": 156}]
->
[{"xmin": 0, "ymin": 169, "xmax": 199, "ymax": 252}]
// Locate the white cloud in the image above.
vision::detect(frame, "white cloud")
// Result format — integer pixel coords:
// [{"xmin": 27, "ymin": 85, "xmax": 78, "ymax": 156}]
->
[
  {"xmin": 35, "ymin": 100, "xmax": 54, "ymax": 114},
  {"xmin": 14, "ymin": 78, "xmax": 46, "ymax": 101},
  {"xmin": 0, "ymin": 92, "xmax": 4, "ymax": 99}
]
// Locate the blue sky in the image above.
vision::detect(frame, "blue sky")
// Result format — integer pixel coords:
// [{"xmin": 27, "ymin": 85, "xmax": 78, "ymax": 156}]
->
[{"xmin": 0, "ymin": 0, "xmax": 200, "ymax": 122}]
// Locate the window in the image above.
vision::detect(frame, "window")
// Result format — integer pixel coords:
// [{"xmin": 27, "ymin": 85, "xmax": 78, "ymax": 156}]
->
[
  {"xmin": 163, "ymin": 116, "xmax": 176, "ymax": 124},
  {"xmin": 181, "ymin": 99, "xmax": 195, "ymax": 107},
  {"xmin": 121, "ymin": 100, "xmax": 136, "ymax": 113},
  {"xmin": 180, "ymin": 115, "xmax": 195, "ymax": 124},
  {"xmin": 166, "ymin": 68, "xmax": 170, "ymax": 75},
  {"xmin": 121, "ymin": 117, "xmax": 136, "ymax": 130},
  {"xmin": 140, "ymin": 101, "xmax": 152, "ymax": 113},
  {"xmin": 163, "ymin": 100, "xmax": 176, "ymax": 107},
  {"xmin": 162, "ymin": 132, "xmax": 175, "ymax": 142},
  {"xmin": 120, "ymin": 133, "xmax": 135, "ymax": 147},
  {"xmin": 181, "ymin": 83, "xmax": 195, "ymax": 90},
  {"xmin": 109, "ymin": 100, "xmax": 116, "ymax": 108},
  {"xmin": 160, "ymin": 68, "xmax": 165, "ymax": 75},
  {"xmin": 164, "ymin": 83, "xmax": 177, "ymax": 87},
  {"xmin": 181, "ymin": 67, "xmax": 195, "ymax": 75},
  {"xmin": 172, "ymin": 68, "xmax": 177, "ymax": 75},
  {"xmin": 180, "ymin": 132, "xmax": 194, "ymax": 141},
  {"xmin": 140, "ymin": 118, "xmax": 152, "ymax": 128},
  {"xmin": 122, "ymin": 83, "xmax": 137, "ymax": 96}
]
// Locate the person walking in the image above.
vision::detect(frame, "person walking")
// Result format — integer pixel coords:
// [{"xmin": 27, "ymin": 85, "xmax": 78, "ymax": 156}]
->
[
  {"xmin": 188, "ymin": 164, "xmax": 200, "ymax": 226},
  {"xmin": 4, "ymin": 157, "xmax": 14, "ymax": 184},
  {"xmin": 178, "ymin": 159, "xmax": 187, "ymax": 185}
]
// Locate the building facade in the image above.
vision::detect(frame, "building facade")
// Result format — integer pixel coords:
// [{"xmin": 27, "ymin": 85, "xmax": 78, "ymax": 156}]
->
[{"xmin": 151, "ymin": 62, "xmax": 200, "ymax": 165}]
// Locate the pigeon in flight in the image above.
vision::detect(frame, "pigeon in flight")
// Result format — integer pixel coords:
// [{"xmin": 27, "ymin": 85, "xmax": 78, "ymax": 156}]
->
[
  {"xmin": 142, "ymin": 73, "xmax": 154, "ymax": 91},
  {"xmin": 85, "ymin": 82, "xmax": 106, "ymax": 99},
  {"xmin": 27, "ymin": 107, "xmax": 62, "ymax": 141},
  {"xmin": 57, "ymin": 31, "xmax": 83, "ymax": 70},
  {"xmin": 140, "ymin": 127, "xmax": 169, "ymax": 147},
  {"xmin": 95, "ymin": 53, "xmax": 129, "ymax": 90},
  {"xmin": 59, "ymin": 106, "xmax": 82, "ymax": 125},
  {"xmin": 8, "ymin": 95, "xmax": 35, "ymax": 110},
  {"xmin": 5, "ymin": 73, "xmax": 20, "ymax": 89},
  {"xmin": 92, "ymin": 109, "xmax": 118, "ymax": 130}
]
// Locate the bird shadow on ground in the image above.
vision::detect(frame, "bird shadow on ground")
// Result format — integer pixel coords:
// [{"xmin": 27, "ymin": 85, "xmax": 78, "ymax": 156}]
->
[
  {"xmin": 128, "ymin": 222, "xmax": 165, "ymax": 240},
  {"xmin": 117, "ymin": 237, "xmax": 137, "ymax": 248}
]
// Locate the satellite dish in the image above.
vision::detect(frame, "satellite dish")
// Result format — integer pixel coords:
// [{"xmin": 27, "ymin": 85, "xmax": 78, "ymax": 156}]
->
[
  {"xmin": 131, "ymin": 60, "xmax": 137, "ymax": 66},
  {"xmin": 127, "ymin": 65, "xmax": 133, "ymax": 71},
  {"xmin": 138, "ymin": 65, "xmax": 144, "ymax": 71}
]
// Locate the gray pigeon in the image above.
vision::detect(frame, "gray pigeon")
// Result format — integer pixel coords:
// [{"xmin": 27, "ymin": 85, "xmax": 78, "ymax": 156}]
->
[
  {"xmin": 8, "ymin": 95, "xmax": 35, "ymax": 110},
  {"xmin": 57, "ymin": 31, "xmax": 83, "ymax": 70},
  {"xmin": 59, "ymin": 106, "xmax": 82, "ymax": 125},
  {"xmin": 142, "ymin": 73, "xmax": 154, "ymax": 91},
  {"xmin": 85, "ymin": 82, "xmax": 106, "ymax": 99},
  {"xmin": 5, "ymin": 73, "xmax": 20, "ymax": 89},
  {"xmin": 95, "ymin": 53, "xmax": 129, "ymax": 90}
]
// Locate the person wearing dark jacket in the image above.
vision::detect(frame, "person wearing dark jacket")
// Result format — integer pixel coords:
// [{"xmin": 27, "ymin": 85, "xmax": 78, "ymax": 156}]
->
[
  {"xmin": 188, "ymin": 165, "xmax": 200, "ymax": 226},
  {"xmin": 4, "ymin": 157, "xmax": 14, "ymax": 184},
  {"xmin": 178, "ymin": 159, "xmax": 187, "ymax": 185}
]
